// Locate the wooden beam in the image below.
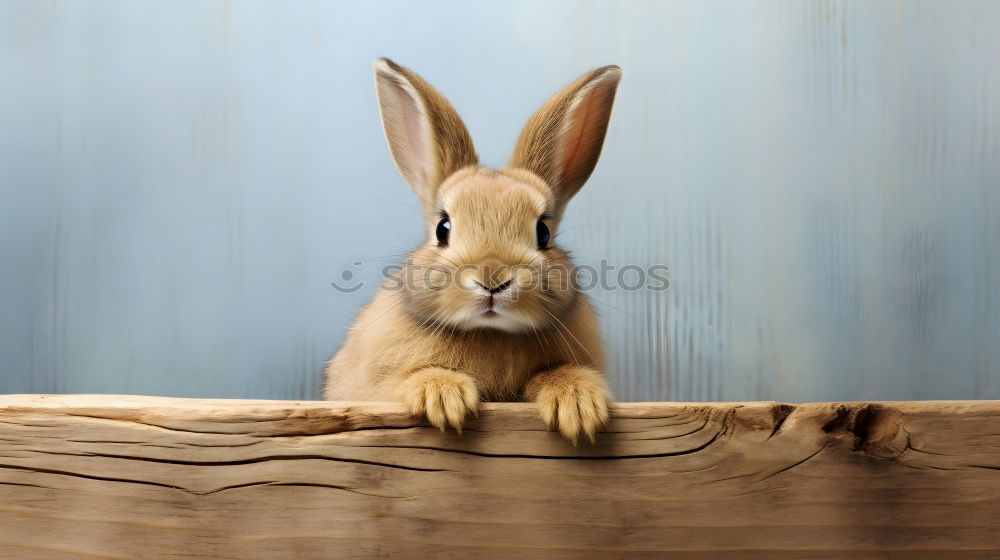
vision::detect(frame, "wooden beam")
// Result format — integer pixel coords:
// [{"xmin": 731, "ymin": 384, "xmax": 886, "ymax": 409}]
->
[{"xmin": 1, "ymin": 395, "xmax": 998, "ymax": 559}]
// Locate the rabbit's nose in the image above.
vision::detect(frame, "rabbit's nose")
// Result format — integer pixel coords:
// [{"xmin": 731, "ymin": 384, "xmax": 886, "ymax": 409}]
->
[
  {"xmin": 473, "ymin": 279, "xmax": 512, "ymax": 294},
  {"xmin": 476, "ymin": 259, "xmax": 512, "ymax": 290}
]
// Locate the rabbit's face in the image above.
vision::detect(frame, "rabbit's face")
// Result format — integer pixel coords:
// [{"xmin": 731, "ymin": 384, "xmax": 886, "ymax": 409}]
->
[
  {"xmin": 399, "ymin": 167, "xmax": 577, "ymax": 333},
  {"xmin": 372, "ymin": 58, "xmax": 620, "ymax": 333}
]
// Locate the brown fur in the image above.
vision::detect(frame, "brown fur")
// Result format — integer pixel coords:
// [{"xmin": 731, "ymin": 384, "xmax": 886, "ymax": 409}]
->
[{"xmin": 325, "ymin": 59, "xmax": 622, "ymax": 443}]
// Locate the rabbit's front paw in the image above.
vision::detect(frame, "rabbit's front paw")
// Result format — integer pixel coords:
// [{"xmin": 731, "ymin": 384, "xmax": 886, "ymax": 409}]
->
[
  {"xmin": 398, "ymin": 368, "xmax": 479, "ymax": 432},
  {"xmin": 525, "ymin": 365, "xmax": 610, "ymax": 445}
]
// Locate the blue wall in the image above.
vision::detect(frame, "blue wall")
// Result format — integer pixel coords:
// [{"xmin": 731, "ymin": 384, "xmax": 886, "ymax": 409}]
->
[{"xmin": 2, "ymin": 0, "xmax": 998, "ymax": 401}]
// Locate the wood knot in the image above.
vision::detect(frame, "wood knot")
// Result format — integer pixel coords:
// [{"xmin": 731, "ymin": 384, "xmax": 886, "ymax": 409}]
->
[{"xmin": 823, "ymin": 403, "xmax": 906, "ymax": 458}]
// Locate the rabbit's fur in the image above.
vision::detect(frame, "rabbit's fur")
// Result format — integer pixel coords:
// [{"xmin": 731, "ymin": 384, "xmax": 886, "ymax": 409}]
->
[{"xmin": 324, "ymin": 58, "xmax": 621, "ymax": 443}]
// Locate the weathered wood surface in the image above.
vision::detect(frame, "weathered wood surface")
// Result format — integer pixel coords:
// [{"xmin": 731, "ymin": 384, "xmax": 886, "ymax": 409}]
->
[{"xmin": 0, "ymin": 396, "xmax": 998, "ymax": 559}]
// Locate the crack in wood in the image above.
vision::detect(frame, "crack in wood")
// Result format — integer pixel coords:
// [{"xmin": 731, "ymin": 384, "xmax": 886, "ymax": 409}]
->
[
  {"xmin": 752, "ymin": 442, "xmax": 831, "ymax": 484},
  {"xmin": 346, "ymin": 428, "xmax": 725, "ymax": 461},
  {"xmin": 0, "ymin": 463, "xmax": 190, "ymax": 492},
  {"xmin": 205, "ymin": 481, "xmax": 414, "ymax": 499},
  {"xmin": 16, "ymin": 449, "xmax": 449, "ymax": 472},
  {"xmin": 766, "ymin": 404, "xmax": 796, "ymax": 440}
]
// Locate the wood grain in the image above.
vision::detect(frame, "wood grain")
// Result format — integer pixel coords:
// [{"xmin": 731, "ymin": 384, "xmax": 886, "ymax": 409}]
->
[{"xmin": 1, "ymin": 395, "xmax": 999, "ymax": 559}]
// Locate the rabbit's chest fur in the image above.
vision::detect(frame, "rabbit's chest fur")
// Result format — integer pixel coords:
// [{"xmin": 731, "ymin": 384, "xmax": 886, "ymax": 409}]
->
[{"xmin": 324, "ymin": 287, "xmax": 601, "ymax": 401}]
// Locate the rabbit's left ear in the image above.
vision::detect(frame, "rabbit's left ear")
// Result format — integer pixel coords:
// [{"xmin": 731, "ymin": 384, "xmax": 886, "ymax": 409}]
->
[
  {"xmin": 508, "ymin": 65, "xmax": 621, "ymax": 213},
  {"xmin": 373, "ymin": 58, "xmax": 478, "ymax": 213}
]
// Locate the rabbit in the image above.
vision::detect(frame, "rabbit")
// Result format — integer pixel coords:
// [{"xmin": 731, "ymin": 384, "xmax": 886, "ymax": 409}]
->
[{"xmin": 324, "ymin": 58, "xmax": 621, "ymax": 444}]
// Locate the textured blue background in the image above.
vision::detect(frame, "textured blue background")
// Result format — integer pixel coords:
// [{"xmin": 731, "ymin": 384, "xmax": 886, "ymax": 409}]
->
[{"xmin": 2, "ymin": 1, "xmax": 998, "ymax": 401}]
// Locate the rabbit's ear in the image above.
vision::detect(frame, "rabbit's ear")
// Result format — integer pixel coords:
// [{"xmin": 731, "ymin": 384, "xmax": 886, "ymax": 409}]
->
[
  {"xmin": 373, "ymin": 58, "xmax": 478, "ymax": 211},
  {"xmin": 509, "ymin": 66, "xmax": 621, "ymax": 213}
]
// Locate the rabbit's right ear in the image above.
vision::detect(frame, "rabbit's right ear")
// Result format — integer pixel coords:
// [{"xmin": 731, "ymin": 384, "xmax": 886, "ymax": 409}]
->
[
  {"xmin": 373, "ymin": 58, "xmax": 478, "ymax": 212},
  {"xmin": 509, "ymin": 66, "xmax": 621, "ymax": 215}
]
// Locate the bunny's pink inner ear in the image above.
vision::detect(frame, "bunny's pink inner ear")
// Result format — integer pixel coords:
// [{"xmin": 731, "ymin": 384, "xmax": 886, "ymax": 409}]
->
[
  {"xmin": 508, "ymin": 66, "xmax": 622, "ymax": 213},
  {"xmin": 558, "ymin": 69, "xmax": 621, "ymax": 199},
  {"xmin": 392, "ymin": 80, "xmax": 432, "ymax": 179},
  {"xmin": 374, "ymin": 60, "xmax": 433, "ymax": 196}
]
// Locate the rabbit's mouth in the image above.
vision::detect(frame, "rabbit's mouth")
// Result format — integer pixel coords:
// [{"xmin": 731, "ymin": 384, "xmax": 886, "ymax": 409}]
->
[
  {"xmin": 484, "ymin": 293, "xmax": 503, "ymax": 314},
  {"xmin": 480, "ymin": 301, "xmax": 502, "ymax": 318},
  {"xmin": 457, "ymin": 298, "xmax": 526, "ymax": 332}
]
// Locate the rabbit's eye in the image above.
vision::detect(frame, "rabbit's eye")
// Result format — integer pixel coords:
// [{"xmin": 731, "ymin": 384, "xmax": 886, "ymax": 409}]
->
[
  {"xmin": 536, "ymin": 219, "xmax": 550, "ymax": 249},
  {"xmin": 436, "ymin": 216, "xmax": 451, "ymax": 246}
]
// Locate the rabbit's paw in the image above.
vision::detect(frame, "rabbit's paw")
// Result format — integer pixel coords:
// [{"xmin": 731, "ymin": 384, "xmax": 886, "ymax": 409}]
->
[
  {"xmin": 398, "ymin": 368, "xmax": 479, "ymax": 432},
  {"xmin": 525, "ymin": 365, "xmax": 610, "ymax": 445}
]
